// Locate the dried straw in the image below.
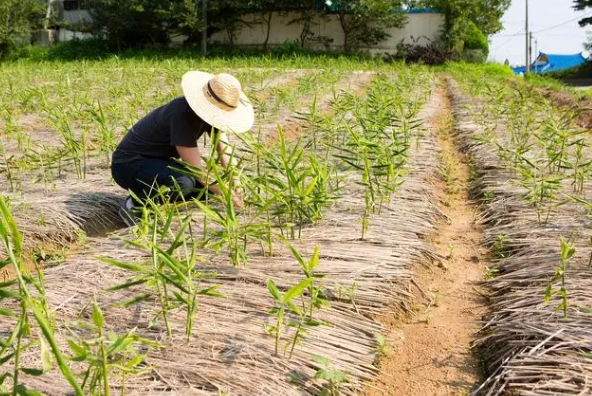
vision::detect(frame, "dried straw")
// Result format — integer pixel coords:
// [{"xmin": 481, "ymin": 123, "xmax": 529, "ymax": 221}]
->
[
  {"xmin": 2, "ymin": 74, "xmax": 444, "ymax": 395},
  {"xmin": 447, "ymin": 78, "xmax": 592, "ymax": 395}
]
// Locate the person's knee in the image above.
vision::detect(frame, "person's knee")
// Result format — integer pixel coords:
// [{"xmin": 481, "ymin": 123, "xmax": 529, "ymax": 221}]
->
[{"xmin": 171, "ymin": 175, "xmax": 196, "ymax": 196}]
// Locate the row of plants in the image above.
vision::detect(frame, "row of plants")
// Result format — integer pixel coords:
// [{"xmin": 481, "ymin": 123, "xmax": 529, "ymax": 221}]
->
[
  {"xmin": 0, "ymin": 58, "xmax": 380, "ymax": 195},
  {"xmin": 446, "ymin": 65, "xmax": 592, "ymax": 394},
  {"xmin": 447, "ymin": 64, "xmax": 592, "ymax": 225}
]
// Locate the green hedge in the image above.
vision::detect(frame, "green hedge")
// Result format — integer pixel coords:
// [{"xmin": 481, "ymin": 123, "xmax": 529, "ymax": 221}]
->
[{"xmin": 463, "ymin": 21, "xmax": 488, "ymax": 54}]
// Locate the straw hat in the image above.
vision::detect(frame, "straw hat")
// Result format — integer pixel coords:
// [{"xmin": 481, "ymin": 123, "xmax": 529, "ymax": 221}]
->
[{"xmin": 181, "ymin": 71, "xmax": 254, "ymax": 134}]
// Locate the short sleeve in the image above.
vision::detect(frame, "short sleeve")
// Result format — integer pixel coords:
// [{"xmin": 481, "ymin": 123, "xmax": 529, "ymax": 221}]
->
[{"xmin": 170, "ymin": 112, "xmax": 198, "ymax": 147}]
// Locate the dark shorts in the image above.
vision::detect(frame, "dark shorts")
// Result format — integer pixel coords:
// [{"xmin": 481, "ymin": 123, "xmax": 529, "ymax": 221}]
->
[{"xmin": 111, "ymin": 157, "xmax": 206, "ymax": 203}]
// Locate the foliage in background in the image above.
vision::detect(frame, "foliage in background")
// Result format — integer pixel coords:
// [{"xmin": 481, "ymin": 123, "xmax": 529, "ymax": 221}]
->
[
  {"xmin": 441, "ymin": 62, "xmax": 514, "ymax": 80},
  {"xmin": 77, "ymin": 0, "xmax": 200, "ymax": 50},
  {"xmin": 0, "ymin": 0, "xmax": 508, "ymax": 62},
  {"xmin": 574, "ymin": 0, "xmax": 592, "ymax": 27},
  {"xmin": 327, "ymin": 0, "xmax": 408, "ymax": 52},
  {"xmin": 412, "ymin": 0, "xmax": 509, "ymax": 62},
  {"xmin": 463, "ymin": 21, "xmax": 488, "ymax": 54},
  {"xmin": 0, "ymin": 0, "xmax": 45, "ymax": 59},
  {"xmin": 545, "ymin": 62, "xmax": 592, "ymax": 80},
  {"xmin": 287, "ymin": 2, "xmax": 333, "ymax": 50},
  {"xmin": 390, "ymin": 38, "xmax": 453, "ymax": 65},
  {"xmin": 420, "ymin": 0, "xmax": 510, "ymax": 37}
]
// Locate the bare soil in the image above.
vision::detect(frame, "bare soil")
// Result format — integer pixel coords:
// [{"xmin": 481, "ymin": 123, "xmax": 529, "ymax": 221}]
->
[{"xmin": 367, "ymin": 81, "xmax": 488, "ymax": 395}]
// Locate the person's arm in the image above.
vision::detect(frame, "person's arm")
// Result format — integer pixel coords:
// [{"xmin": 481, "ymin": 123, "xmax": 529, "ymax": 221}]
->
[
  {"xmin": 176, "ymin": 145, "xmax": 222, "ymax": 196},
  {"xmin": 215, "ymin": 132, "xmax": 233, "ymax": 169}
]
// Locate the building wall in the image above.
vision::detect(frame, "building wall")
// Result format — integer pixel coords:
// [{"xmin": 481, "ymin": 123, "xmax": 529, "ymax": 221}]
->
[
  {"xmin": 210, "ymin": 12, "xmax": 444, "ymax": 54},
  {"xmin": 58, "ymin": 29, "xmax": 93, "ymax": 42},
  {"xmin": 58, "ymin": 8, "xmax": 92, "ymax": 42},
  {"xmin": 57, "ymin": 9, "xmax": 444, "ymax": 53}
]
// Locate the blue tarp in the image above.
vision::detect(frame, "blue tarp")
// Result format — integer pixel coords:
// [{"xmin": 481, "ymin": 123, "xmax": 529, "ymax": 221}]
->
[{"xmin": 512, "ymin": 52, "xmax": 587, "ymax": 74}]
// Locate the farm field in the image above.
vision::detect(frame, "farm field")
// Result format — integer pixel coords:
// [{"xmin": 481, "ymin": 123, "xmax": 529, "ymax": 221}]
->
[{"xmin": 1, "ymin": 56, "xmax": 591, "ymax": 395}]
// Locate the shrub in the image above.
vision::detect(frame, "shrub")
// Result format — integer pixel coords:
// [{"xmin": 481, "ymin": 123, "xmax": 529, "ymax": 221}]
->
[
  {"xmin": 389, "ymin": 38, "xmax": 455, "ymax": 65},
  {"xmin": 0, "ymin": 0, "xmax": 45, "ymax": 60},
  {"xmin": 462, "ymin": 21, "xmax": 489, "ymax": 55},
  {"xmin": 461, "ymin": 49, "xmax": 487, "ymax": 64}
]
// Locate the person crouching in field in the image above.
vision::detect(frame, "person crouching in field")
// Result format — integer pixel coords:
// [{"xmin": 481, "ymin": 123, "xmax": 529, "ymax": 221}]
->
[{"xmin": 111, "ymin": 71, "xmax": 254, "ymax": 226}]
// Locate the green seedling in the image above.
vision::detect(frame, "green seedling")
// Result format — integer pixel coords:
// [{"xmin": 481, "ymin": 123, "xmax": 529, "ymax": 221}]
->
[
  {"xmin": 447, "ymin": 243, "xmax": 455, "ymax": 262},
  {"xmin": 566, "ymin": 140, "xmax": 592, "ymax": 193},
  {"xmin": 431, "ymin": 293, "xmax": 441, "ymax": 308},
  {"xmin": 85, "ymin": 100, "xmax": 118, "ymax": 166},
  {"xmin": 514, "ymin": 154, "xmax": 566, "ymax": 225},
  {"xmin": 492, "ymin": 234, "xmax": 508, "ymax": 259},
  {"xmin": 483, "ymin": 266, "xmax": 500, "ymax": 280},
  {"xmin": 66, "ymin": 299, "xmax": 162, "ymax": 395},
  {"xmin": 311, "ymin": 355, "xmax": 349, "ymax": 396},
  {"xmin": 176, "ymin": 133, "xmax": 270, "ymax": 266},
  {"xmin": 0, "ymin": 194, "xmax": 84, "ymax": 395},
  {"xmin": 334, "ymin": 281, "xmax": 359, "ymax": 308},
  {"xmin": 264, "ymin": 277, "xmax": 312, "ymax": 356},
  {"xmin": 544, "ymin": 237, "xmax": 576, "ymax": 318},
  {"xmin": 283, "ymin": 243, "xmax": 328, "ymax": 359},
  {"xmin": 253, "ymin": 126, "xmax": 337, "ymax": 239},
  {"xmin": 374, "ymin": 333, "xmax": 392, "ymax": 357},
  {"xmin": 100, "ymin": 189, "xmax": 223, "ymax": 339}
]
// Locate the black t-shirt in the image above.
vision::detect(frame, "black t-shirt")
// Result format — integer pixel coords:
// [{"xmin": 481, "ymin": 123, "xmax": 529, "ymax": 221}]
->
[{"xmin": 112, "ymin": 97, "xmax": 214, "ymax": 164}]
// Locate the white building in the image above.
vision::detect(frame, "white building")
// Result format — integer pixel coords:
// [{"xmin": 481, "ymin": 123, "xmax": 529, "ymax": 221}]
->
[
  {"xmin": 209, "ymin": 10, "xmax": 444, "ymax": 55},
  {"xmin": 51, "ymin": 1, "xmax": 444, "ymax": 54}
]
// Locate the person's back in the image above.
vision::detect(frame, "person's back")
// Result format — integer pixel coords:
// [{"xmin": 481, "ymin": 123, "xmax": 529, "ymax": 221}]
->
[{"xmin": 112, "ymin": 97, "xmax": 212, "ymax": 164}]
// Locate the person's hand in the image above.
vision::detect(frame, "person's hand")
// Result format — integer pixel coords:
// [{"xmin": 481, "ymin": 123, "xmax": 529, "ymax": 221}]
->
[{"xmin": 232, "ymin": 190, "xmax": 243, "ymax": 209}]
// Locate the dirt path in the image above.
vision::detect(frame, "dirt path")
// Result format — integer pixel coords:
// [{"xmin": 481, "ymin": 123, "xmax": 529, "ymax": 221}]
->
[{"xmin": 367, "ymin": 79, "xmax": 488, "ymax": 395}]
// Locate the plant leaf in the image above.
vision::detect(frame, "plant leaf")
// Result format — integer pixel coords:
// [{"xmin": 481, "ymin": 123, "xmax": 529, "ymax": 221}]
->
[
  {"xmin": 197, "ymin": 285, "xmax": 225, "ymax": 298},
  {"xmin": 15, "ymin": 384, "xmax": 44, "ymax": 396},
  {"xmin": 286, "ymin": 300, "xmax": 302, "ymax": 316},
  {"xmin": 579, "ymin": 305, "xmax": 592, "ymax": 314},
  {"xmin": 309, "ymin": 245, "xmax": 320, "ymax": 271},
  {"xmin": 266, "ymin": 279, "xmax": 282, "ymax": 301},
  {"xmin": 97, "ymin": 256, "xmax": 146, "ymax": 273},
  {"xmin": 106, "ymin": 278, "xmax": 147, "ymax": 291},
  {"xmin": 20, "ymin": 368, "xmax": 44, "ymax": 376},
  {"xmin": 311, "ymin": 354, "xmax": 330, "ymax": 367},
  {"xmin": 0, "ymin": 308, "xmax": 16, "ymax": 317},
  {"xmin": 91, "ymin": 300, "xmax": 104, "ymax": 329},
  {"xmin": 40, "ymin": 336, "xmax": 52, "ymax": 373},
  {"xmin": 283, "ymin": 278, "xmax": 313, "ymax": 302}
]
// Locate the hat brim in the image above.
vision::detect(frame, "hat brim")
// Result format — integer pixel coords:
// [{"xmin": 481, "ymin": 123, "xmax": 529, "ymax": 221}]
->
[{"xmin": 181, "ymin": 71, "xmax": 255, "ymax": 134}]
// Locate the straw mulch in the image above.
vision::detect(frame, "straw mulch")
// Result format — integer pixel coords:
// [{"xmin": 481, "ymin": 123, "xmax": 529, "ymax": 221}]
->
[
  {"xmin": 0, "ymin": 69, "xmax": 361, "ymax": 263},
  {"xmin": 0, "ymin": 175, "xmax": 126, "ymax": 263},
  {"xmin": 447, "ymin": 78, "xmax": 592, "ymax": 396},
  {"xmin": 2, "ymin": 79, "xmax": 444, "ymax": 395}
]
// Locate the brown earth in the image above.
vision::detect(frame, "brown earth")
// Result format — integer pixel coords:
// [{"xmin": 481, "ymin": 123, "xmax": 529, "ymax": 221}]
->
[{"xmin": 367, "ymin": 81, "xmax": 488, "ymax": 395}]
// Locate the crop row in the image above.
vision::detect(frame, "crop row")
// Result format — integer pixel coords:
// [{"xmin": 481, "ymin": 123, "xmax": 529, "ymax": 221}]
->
[{"xmin": 446, "ymin": 65, "xmax": 592, "ymax": 395}]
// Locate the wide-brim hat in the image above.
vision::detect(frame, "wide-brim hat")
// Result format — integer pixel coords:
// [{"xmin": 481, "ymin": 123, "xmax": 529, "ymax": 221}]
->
[{"xmin": 181, "ymin": 71, "xmax": 254, "ymax": 134}]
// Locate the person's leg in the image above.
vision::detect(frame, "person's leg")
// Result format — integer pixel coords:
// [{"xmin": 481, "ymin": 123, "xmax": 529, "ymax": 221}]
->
[{"xmin": 112, "ymin": 158, "xmax": 205, "ymax": 204}]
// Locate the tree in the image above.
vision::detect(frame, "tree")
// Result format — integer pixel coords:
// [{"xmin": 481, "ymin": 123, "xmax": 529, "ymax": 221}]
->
[
  {"xmin": 205, "ymin": 0, "xmax": 251, "ymax": 47},
  {"xmin": 419, "ymin": 0, "xmax": 510, "ymax": 43},
  {"xmin": 287, "ymin": 2, "xmax": 332, "ymax": 50},
  {"xmin": 412, "ymin": 0, "xmax": 508, "ymax": 62},
  {"xmin": 0, "ymin": 0, "xmax": 44, "ymax": 59},
  {"xmin": 171, "ymin": 0, "xmax": 204, "ymax": 46},
  {"xmin": 329, "ymin": 0, "xmax": 408, "ymax": 52},
  {"xmin": 79, "ymin": 0, "xmax": 201, "ymax": 50},
  {"xmin": 248, "ymin": 0, "xmax": 280, "ymax": 51},
  {"xmin": 574, "ymin": 1, "xmax": 592, "ymax": 26}
]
